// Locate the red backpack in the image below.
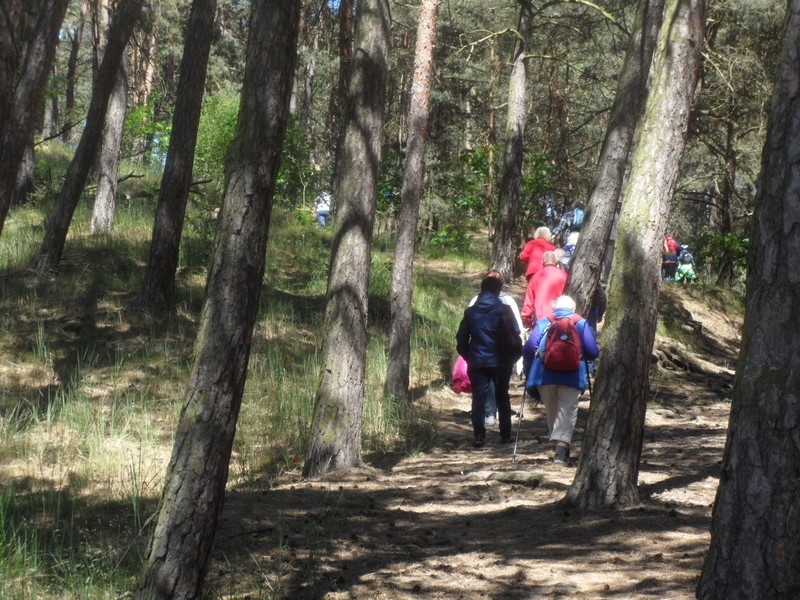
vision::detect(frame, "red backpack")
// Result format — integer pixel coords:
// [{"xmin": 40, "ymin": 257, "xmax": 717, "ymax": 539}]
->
[{"xmin": 540, "ymin": 313, "xmax": 582, "ymax": 372}]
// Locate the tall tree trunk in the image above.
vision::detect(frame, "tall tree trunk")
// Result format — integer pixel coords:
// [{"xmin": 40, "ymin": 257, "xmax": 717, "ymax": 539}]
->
[
  {"xmin": 697, "ymin": 2, "xmax": 800, "ymax": 596},
  {"xmin": 324, "ymin": 0, "xmax": 354, "ymax": 184},
  {"xmin": 90, "ymin": 55, "xmax": 128, "ymax": 234},
  {"xmin": 491, "ymin": 0, "xmax": 532, "ymax": 283},
  {"xmin": 34, "ymin": 0, "xmax": 143, "ymax": 272},
  {"xmin": 565, "ymin": 0, "xmax": 707, "ymax": 509},
  {"xmin": 135, "ymin": 1, "xmax": 299, "ymax": 598},
  {"xmin": 138, "ymin": 0, "xmax": 217, "ymax": 309},
  {"xmin": 303, "ymin": 0, "xmax": 390, "ymax": 478},
  {"xmin": 41, "ymin": 66, "xmax": 60, "ymax": 139},
  {"xmin": 0, "ymin": 0, "xmax": 27, "ymax": 132},
  {"xmin": 566, "ymin": 0, "xmax": 666, "ymax": 317},
  {"xmin": 63, "ymin": 0, "xmax": 87, "ymax": 144},
  {"xmin": 14, "ymin": 140, "xmax": 35, "ymax": 206},
  {"xmin": 0, "ymin": 0, "xmax": 70, "ymax": 237},
  {"xmin": 384, "ymin": 0, "xmax": 440, "ymax": 401}
]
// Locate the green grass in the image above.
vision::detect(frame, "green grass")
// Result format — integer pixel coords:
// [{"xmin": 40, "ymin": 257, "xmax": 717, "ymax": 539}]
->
[{"xmin": 0, "ymin": 165, "xmax": 483, "ymax": 597}]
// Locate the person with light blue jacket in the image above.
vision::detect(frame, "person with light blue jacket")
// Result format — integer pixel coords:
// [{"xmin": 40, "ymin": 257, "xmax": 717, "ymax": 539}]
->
[{"xmin": 522, "ymin": 295, "xmax": 599, "ymax": 464}]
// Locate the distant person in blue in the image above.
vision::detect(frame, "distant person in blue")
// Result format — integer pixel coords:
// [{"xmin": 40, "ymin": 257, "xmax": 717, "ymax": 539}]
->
[
  {"xmin": 523, "ymin": 295, "xmax": 599, "ymax": 465},
  {"xmin": 315, "ymin": 191, "xmax": 331, "ymax": 226}
]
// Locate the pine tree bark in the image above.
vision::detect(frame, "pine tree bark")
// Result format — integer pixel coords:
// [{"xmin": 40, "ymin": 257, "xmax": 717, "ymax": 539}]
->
[
  {"xmin": 90, "ymin": 55, "xmax": 128, "ymax": 234},
  {"xmin": 138, "ymin": 0, "xmax": 217, "ymax": 309},
  {"xmin": 135, "ymin": 2, "xmax": 299, "ymax": 598},
  {"xmin": 34, "ymin": 0, "xmax": 143, "ymax": 272},
  {"xmin": 0, "ymin": 0, "xmax": 70, "ymax": 237},
  {"xmin": 566, "ymin": 0, "xmax": 665, "ymax": 316},
  {"xmin": 63, "ymin": 0, "xmax": 87, "ymax": 144},
  {"xmin": 697, "ymin": 2, "xmax": 800, "ymax": 596},
  {"xmin": 384, "ymin": 0, "xmax": 440, "ymax": 401},
  {"xmin": 303, "ymin": 0, "xmax": 390, "ymax": 477},
  {"xmin": 0, "ymin": 0, "xmax": 26, "ymax": 132},
  {"xmin": 565, "ymin": 0, "xmax": 707, "ymax": 509},
  {"xmin": 491, "ymin": 0, "xmax": 532, "ymax": 283}
]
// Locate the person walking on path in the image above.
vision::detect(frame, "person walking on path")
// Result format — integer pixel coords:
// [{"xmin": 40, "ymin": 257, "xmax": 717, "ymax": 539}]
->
[
  {"xmin": 468, "ymin": 270, "xmax": 524, "ymax": 426},
  {"xmin": 456, "ymin": 275, "xmax": 520, "ymax": 448},
  {"xmin": 520, "ymin": 226, "xmax": 556, "ymax": 281},
  {"xmin": 520, "ymin": 250, "xmax": 567, "ymax": 329},
  {"xmin": 522, "ymin": 295, "xmax": 599, "ymax": 464}
]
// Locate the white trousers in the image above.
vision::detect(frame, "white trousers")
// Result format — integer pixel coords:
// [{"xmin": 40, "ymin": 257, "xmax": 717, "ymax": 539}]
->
[{"xmin": 537, "ymin": 384, "xmax": 581, "ymax": 444}]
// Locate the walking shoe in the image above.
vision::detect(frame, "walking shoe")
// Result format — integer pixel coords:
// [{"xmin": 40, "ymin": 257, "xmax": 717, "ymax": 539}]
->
[
  {"xmin": 500, "ymin": 435, "xmax": 512, "ymax": 444},
  {"xmin": 473, "ymin": 434, "xmax": 485, "ymax": 448},
  {"xmin": 484, "ymin": 414, "xmax": 496, "ymax": 427},
  {"xmin": 554, "ymin": 445, "xmax": 570, "ymax": 464}
]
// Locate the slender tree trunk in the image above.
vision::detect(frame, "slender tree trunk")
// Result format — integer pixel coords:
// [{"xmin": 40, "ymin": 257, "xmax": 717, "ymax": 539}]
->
[
  {"xmin": 566, "ymin": 0, "xmax": 666, "ymax": 317},
  {"xmin": 138, "ymin": 0, "xmax": 217, "ymax": 309},
  {"xmin": 63, "ymin": 0, "xmax": 87, "ymax": 143},
  {"xmin": 41, "ymin": 65, "xmax": 60, "ymax": 139},
  {"xmin": 325, "ymin": 0, "xmax": 354, "ymax": 185},
  {"xmin": 384, "ymin": 0, "xmax": 440, "ymax": 401},
  {"xmin": 91, "ymin": 55, "xmax": 128, "ymax": 234},
  {"xmin": 565, "ymin": 0, "xmax": 707, "ymax": 509},
  {"xmin": 697, "ymin": 3, "xmax": 800, "ymax": 596},
  {"xmin": 0, "ymin": 0, "xmax": 70, "ymax": 237},
  {"xmin": 14, "ymin": 140, "xmax": 35, "ymax": 207},
  {"xmin": 135, "ymin": 2, "xmax": 299, "ymax": 598},
  {"xmin": 491, "ymin": 0, "xmax": 532, "ymax": 283},
  {"xmin": 303, "ymin": 0, "xmax": 390, "ymax": 478},
  {"xmin": 34, "ymin": 0, "xmax": 143, "ymax": 272}
]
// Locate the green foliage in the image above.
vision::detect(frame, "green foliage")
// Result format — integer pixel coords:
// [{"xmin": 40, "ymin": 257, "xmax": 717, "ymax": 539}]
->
[
  {"xmin": 519, "ymin": 152, "xmax": 556, "ymax": 232},
  {"xmin": 123, "ymin": 93, "xmax": 172, "ymax": 165},
  {"xmin": 425, "ymin": 223, "xmax": 474, "ymax": 256},
  {"xmin": 696, "ymin": 231, "xmax": 749, "ymax": 285},
  {"xmin": 274, "ymin": 116, "xmax": 318, "ymax": 208},
  {"xmin": 194, "ymin": 92, "xmax": 240, "ymax": 189}
]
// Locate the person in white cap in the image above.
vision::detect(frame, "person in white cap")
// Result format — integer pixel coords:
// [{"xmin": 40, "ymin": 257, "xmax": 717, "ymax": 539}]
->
[{"xmin": 522, "ymin": 295, "xmax": 599, "ymax": 464}]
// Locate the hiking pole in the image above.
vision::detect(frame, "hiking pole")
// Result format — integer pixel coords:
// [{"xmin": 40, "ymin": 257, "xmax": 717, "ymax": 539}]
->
[
  {"xmin": 584, "ymin": 356, "xmax": 593, "ymax": 401},
  {"xmin": 512, "ymin": 388, "xmax": 527, "ymax": 463}
]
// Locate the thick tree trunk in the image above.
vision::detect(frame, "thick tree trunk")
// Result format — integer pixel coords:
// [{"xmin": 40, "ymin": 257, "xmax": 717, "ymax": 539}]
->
[
  {"xmin": 325, "ymin": 0, "xmax": 354, "ymax": 183},
  {"xmin": 34, "ymin": 0, "xmax": 143, "ymax": 272},
  {"xmin": 697, "ymin": 3, "xmax": 800, "ymax": 596},
  {"xmin": 135, "ymin": 2, "xmax": 299, "ymax": 598},
  {"xmin": 566, "ymin": 0, "xmax": 665, "ymax": 317},
  {"xmin": 138, "ymin": 0, "xmax": 217, "ymax": 309},
  {"xmin": 491, "ymin": 0, "xmax": 532, "ymax": 283},
  {"xmin": 0, "ymin": 0, "xmax": 70, "ymax": 237},
  {"xmin": 303, "ymin": 0, "xmax": 390, "ymax": 478},
  {"xmin": 0, "ymin": 0, "xmax": 26, "ymax": 132},
  {"xmin": 565, "ymin": 0, "xmax": 707, "ymax": 509},
  {"xmin": 384, "ymin": 0, "xmax": 439, "ymax": 401},
  {"xmin": 91, "ymin": 56, "xmax": 128, "ymax": 234}
]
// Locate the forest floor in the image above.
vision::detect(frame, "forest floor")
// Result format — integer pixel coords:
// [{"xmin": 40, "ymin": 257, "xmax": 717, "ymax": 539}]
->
[{"xmin": 209, "ymin": 275, "xmax": 742, "ymax": 599}]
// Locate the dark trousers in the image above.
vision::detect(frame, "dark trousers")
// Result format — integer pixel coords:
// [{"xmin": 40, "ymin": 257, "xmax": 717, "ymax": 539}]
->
[{"xmin": 468, "ymin": 363, "xmax": 513, "ymax": 438}]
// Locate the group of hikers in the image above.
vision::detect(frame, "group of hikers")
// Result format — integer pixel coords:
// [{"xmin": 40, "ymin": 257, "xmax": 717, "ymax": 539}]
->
[
  {"xmin": 662, "ymin": 233, "xmax": 697, "ymax": 282},
  {"xmin": 454, "ymin": 205, "xmax": 602, "ymax": 465},
  {"xmin": 453, "ymin": 204, "xmax": 703, "ymax": 464}
]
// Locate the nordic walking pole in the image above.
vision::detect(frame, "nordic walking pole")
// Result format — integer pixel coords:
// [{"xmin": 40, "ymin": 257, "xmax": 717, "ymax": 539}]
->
[
  {"xmin": 512, "ymin": 387, "xmax": 527, "ymax": 463},
  {"xmin": 584, "ymin": 356, "xmax": 593, "ymax": 400}
]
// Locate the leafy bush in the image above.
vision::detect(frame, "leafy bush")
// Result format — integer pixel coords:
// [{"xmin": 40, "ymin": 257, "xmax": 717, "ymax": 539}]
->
[{"xmin": 194, "ymin": 92, "xmax": 240, "ymax": 189}]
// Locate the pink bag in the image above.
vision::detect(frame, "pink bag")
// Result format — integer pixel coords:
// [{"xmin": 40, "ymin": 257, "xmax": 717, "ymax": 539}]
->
[{"xmin": 451, "ymin": 355, "xmax": 471, "ymax": 394}]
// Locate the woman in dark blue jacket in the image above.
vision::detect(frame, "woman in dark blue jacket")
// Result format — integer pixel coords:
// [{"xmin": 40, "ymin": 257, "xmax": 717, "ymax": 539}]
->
[{"xmin": 456, "ymin": 275, "xmax": 520, "ymax": 448}]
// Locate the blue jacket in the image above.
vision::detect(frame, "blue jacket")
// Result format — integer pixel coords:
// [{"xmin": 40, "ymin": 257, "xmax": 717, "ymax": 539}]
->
[
  {"xmin": 456, "ymin": 291, "xmax": 519, "ymax": 368},
  {"xmin": 523, "ymin": 307, "xmax": 599, "ymax": 392}
]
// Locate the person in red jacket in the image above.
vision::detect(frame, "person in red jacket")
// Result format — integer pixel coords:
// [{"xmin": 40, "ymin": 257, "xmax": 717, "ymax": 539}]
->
[
  {"xmin": 521, "ymin": 251, "xmax": 568, "ymax": 328},
  {"xmin": 519, "ymin": 226, "xmax": 556, "ymax": 281}
]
